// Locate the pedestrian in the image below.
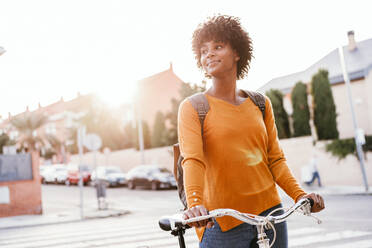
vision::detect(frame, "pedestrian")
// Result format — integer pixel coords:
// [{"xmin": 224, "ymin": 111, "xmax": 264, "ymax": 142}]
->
[
  {"xmin": 178, "ymin": 15, "xmax": 325, "ymax": 248},
  {"xmin": 305, "ymin": 153, "xmax": 322, "ymax": 187}
]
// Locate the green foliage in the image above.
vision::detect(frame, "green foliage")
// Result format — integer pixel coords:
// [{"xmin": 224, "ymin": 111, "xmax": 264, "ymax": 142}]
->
[
  {"xmin": 42, "ymin": 149, "xmax": 56, "ymax": 160},
  {"xmin": 291, "ymin": 81, "xmax": 311, "ymax": 137},
  {"xmin": 79, "ymin": 100, "xmax": 127, "ymax": 151},
  {"xmin": 0, "ymin": 133, "xmax": 15, "ymax": 154},
  {"xmin": 152, "ymin": 111, "xmax": 167, "ymax": 148},
  {"xmin": 165, "ymin": 81, "xmax": 207, "ymax": 145},
  {"xmin": 311, "ymin": 69, "xmax": 339, "ymax": 140},
  {"xmin": 266, "ymin": 89, "xmax": 291, "ymax": 139},
  {"xmin": 326, "ymin": 135, "xmax": 372, "ymax": 160},
  {"xmin": 10, "ymin": 112, "xmax": 48, "ymax": 151}
]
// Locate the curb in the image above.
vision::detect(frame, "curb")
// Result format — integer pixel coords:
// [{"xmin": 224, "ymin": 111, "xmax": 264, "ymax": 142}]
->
[{"xmin": 0, "ymin": 209, "xmax": 130, "ymax": 230}]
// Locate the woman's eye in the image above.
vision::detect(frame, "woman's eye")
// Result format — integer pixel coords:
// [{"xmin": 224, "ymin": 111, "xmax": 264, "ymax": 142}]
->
[
  {"xmin": 216, "ymin": 45, "xmax": 222, "ymax": 49},
  {"xmin": 201, "ymin": 50, "xmax": 208, "ymax": 55}
]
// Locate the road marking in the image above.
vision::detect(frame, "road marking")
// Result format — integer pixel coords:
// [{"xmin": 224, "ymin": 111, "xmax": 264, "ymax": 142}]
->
[
  {"xmin": 290, "ymin": 230, "xmax": 371, "ymax": 247},
  {"xmin": 316, "ymin": 239, "xmax": 372, "ymax": 248},
  {"xmin": 288, "ymin": 227, "xmax": 324, "ymax": 237}
]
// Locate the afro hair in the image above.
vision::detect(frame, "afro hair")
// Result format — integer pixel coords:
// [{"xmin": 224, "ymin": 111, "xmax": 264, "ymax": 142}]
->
[{"xmin": 192, "ymin": 15, "xmax": 253, "ymax": 80}]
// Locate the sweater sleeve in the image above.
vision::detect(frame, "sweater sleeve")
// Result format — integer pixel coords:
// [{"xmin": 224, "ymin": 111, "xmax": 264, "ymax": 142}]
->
[
  {"xmin": 178, "ymin": 99, "xmax": 206, "ymax": 208},
  {"xmin": 264, "ymin": 96, "xmax": 307, "ymax": 202}
]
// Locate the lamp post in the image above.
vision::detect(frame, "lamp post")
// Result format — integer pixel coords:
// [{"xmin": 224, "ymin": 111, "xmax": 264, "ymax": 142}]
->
[
  {"xmin": 338, "ymin": 46, "xmax": 369, "ymax": 192},
  {"xmin": 0, "ymin": 47, "xmax": 6, "ymax": 56}
]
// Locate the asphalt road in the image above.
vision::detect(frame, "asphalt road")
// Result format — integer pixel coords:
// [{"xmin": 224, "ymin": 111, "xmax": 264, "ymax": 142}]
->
[{"xmin": 1, "ymin": 184, "xmax": 371, "ymax": 248}]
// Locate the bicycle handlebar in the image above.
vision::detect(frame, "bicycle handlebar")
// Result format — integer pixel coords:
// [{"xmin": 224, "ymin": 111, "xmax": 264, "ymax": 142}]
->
[{"xmin": 159, "ymin": 198, "xmax": 315, "ymax": 232}]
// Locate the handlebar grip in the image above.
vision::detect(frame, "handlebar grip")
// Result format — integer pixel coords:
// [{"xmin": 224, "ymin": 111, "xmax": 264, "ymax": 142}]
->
[
  {"xmin": 159, "ymin": 218, "xmax": 190, "ymax": 231},
  {"xmin": 307, "ymin": 197, "xmax": 314, "ymax": 207}
]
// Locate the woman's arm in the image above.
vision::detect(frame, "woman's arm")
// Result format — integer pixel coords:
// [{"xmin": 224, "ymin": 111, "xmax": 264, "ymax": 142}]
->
[
  {"xmin": 263, "ymin": 96, "xmax": 307, "ymax": 202},
  {"xmin": 178, "ymin": 99, "xmax": 207, "ymax": 208}
]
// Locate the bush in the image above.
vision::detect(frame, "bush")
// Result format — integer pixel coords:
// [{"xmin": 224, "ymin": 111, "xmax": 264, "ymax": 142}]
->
[
  {"xmin": 311, "ymin": 69, "xmax": 339, "ymax": 140},
  {"xmin": 266, "ymin": 89, "xmax": 291, "ymax": 139},
  {"xmin": 325, "ymin": 135, "xmax": 372, "ymax": 160},
  {"xmin": 291, "ymin": 81, "xmax": 311, "ymax": 137}
]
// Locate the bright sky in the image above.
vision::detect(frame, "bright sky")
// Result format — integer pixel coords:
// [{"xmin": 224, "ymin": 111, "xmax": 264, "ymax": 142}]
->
[{"xmin": 0, "ymin": 0, "xmax": 371, "ymax": 118}]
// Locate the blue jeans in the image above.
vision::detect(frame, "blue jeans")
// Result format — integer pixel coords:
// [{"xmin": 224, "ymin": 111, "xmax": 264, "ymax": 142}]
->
[{"xmin": 199, "ymin": 204, "xmax": 288, "ymax": 248}]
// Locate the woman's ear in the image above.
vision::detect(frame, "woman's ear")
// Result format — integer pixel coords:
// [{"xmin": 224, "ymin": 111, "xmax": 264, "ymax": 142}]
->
[{"xmin": 235, "ymin": 56, "xmax": 240, "ymax": 62}]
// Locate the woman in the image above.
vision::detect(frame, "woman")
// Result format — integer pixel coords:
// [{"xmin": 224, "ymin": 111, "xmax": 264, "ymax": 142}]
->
[{"xmin": 178, "ymin": 15, "xmax": 325, "ymax": 247}]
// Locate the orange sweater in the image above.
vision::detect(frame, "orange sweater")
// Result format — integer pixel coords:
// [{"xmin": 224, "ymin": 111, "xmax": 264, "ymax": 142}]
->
[{"xmin": 177, "ymin": 94, "xmax": 306, "ymax": 241}]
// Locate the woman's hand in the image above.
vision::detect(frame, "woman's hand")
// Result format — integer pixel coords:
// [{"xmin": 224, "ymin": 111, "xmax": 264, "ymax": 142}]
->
[
  {"xmin": 183, "ymin": 205, "xmax": 214, "ymax": 229},
  {"xmin": 299, "ymin": 193, "xmax": 325, "ymax": 213}
]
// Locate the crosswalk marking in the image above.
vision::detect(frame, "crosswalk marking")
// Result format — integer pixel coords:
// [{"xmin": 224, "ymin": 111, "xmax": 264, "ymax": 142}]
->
[
  {"xmin": 1, "ymin": 220, "xmax": 371, "ymax": 248},
  {"xmin": 288, "ymin": 227, "xmax": 324, "ymax": 237},
  {"xmin": 316, "ymin": 239, "xmax": 372, "ymax": 248},
  {"xmin": 290, "ymin": 230, "xmax": 371, "ymax": 247}
]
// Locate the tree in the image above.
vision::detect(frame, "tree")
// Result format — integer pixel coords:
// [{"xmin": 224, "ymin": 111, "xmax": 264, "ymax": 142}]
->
[
  {"xmin": 10, "ymin": 112, "xmax": 48, "ymax": 151},
  {"xmin": 152, "ymin": 111, "xmax": 167, "ymax": 148},
  {"xmin": 266, "ymin": 89, "xmax": 291, "ymax": 139},
  {"xmin": 165, "ymin": 81, "xmax": 207, "ymax": 145},
  {"xmin": 311, "ymin": 69, "xmax": 339, "ymax": 140},
  {"xmin": 0, "ymin": 133, "xmax": 15, "ymax": 154},
  {"xmin": 291, "ymin": 81, "xmax": 311, "ymax": 137},
  {"xmin": 79, "ymin": 99, "xmax": 127, "ymax": 151}
]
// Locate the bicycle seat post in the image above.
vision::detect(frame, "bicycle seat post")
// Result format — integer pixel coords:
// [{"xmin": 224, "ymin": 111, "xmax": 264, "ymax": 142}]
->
[{"xmin": 171, "ymin": 227, "xmax": 187, "ymax": 248}]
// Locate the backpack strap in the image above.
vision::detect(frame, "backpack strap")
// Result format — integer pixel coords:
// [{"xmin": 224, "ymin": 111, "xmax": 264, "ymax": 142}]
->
[
  {"xmin": 187, "ymin": 93, "xmax": 210, "ymax": 140},
  {"xmin": 241, "ymin": 90, "xmax": 266, "ymax": 119}
]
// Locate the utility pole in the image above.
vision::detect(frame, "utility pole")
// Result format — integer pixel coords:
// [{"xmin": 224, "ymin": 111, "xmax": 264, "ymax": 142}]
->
[
  {"xmin": 77, "ymin": 126, "xmax": 86, "ymax": 219},
  {"xmin": 338, "ymin": 46, "xmax": 369, "ymax": 192}
]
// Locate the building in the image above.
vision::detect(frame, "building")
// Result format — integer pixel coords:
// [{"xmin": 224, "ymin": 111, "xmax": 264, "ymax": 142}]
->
[
  {"xmin": 136, "ymin": 64, "xmax": 184, "ymax": 130},
  {"xmin": 0, "ymin": 93, "xmax": 96, "ymax": 163},
  {"xmin": 258, "ymin": 31, "xmax": 372, "ymax": 139}
]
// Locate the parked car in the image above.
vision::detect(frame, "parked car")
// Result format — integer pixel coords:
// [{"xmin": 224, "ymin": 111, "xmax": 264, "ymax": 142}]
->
[
  {"xmin": 39, "ymin": 165, "xmax": 48, "ymax": 183},
  {"xmin": 41, "ymin": 164, "xmax": 68, "ymax": 184},
  {"xmin": 66, "ymin": 164, "xmax": 92, "ymax": 186},
  {"xmin": 55, "ymin": 166, "xmax": 68, "ymax": 184},
  {"xmin": 126, "ymin": 165, "xmax": 177, "ymax": 190},
  {"xmin": 91, "ymin": 166, "xmax": 127, "ymax": 187}
]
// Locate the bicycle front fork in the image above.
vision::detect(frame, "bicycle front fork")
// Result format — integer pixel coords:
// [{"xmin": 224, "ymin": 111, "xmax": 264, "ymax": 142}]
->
[{"xmin": 256, "ymin": 225, "xmax": 270, "ymax": 248}]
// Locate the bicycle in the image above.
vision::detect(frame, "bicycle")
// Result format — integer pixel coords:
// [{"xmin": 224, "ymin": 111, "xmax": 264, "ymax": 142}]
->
[{"xmin": 159, "ymin": 198, "xmax": 321, "ymax": 248}]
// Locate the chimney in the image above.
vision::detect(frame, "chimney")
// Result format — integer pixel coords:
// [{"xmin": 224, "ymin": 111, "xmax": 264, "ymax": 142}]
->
[
  {"xmin": 26, "ymin": 106, "xmax": 29, "ymax": 112},
  {"xmin": 38, "ymin": 102, "xmax": 41, "ymax": 109},
  {"xmin": 8, "ymin": 112, "xmax": 11, "ymax": 120},
  {"xmin": 347, "ymin": 30, "xmax": 357, "ymax": 51},
  {"xmin": 169, "ymin": 62, "xmax": 173, "ymax": 71}
]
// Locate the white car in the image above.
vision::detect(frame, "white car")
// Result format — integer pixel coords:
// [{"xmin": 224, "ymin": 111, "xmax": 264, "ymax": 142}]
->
[{"xmin": 41, "ymin": 164, "xmax": 68, "ymax": 184}]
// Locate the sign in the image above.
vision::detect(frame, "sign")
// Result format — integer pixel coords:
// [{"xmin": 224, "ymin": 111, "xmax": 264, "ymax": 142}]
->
[
  {"xmin": 0, "ymin": 154, "xmax": 33, "ymax": 182},
  {"xmin": 84, "ymin": 134, "xmax": 102, "ymax": 151},
  {"xmin": 0, "ymin": 186, "xmax": 10, "ymax": 204}
]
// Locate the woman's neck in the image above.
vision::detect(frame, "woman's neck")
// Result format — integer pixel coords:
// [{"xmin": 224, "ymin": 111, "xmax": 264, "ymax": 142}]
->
[{"xmin": 207, "ymin": 73, "xmax": 240, "ymax": 102}]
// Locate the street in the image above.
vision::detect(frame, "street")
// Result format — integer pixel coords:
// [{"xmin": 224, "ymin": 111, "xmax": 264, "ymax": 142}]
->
[{"xmin": 0, "ymin": 184, "xmax": 372, "ymax": 247}]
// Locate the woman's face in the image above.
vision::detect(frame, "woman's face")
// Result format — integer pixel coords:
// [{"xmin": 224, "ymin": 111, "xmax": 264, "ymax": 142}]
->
[{"xmin": 200, "ymin": 40, "xmax": 240, "ymax": 78}]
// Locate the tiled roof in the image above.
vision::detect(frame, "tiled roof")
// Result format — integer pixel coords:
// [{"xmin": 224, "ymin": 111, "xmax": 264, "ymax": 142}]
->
[{"xmin": 258, "ymin": 38, "xmax": 372, "ymax": 94}]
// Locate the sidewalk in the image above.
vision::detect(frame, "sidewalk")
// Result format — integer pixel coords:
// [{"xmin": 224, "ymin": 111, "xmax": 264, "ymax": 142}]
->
[
  {"xmin": 0, "ymin": 200, "xmax": 130, "ymax": 230},
  {"xmin": 0, "ymin": 185, "xmax": 371, "ymax": 230}
]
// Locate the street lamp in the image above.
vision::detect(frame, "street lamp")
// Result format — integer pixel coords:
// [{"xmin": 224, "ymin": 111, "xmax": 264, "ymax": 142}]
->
[
  {"xmin": 0, "ymin": 46, "xmax": 6, "ymax": 56},
  {"xmin": 338, "ymin": 46, "xmax": 369, "ymax": 192}
]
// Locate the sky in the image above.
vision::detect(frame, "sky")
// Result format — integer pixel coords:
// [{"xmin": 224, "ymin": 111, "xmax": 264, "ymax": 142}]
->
[{"xmin": 0, "ymin": 0, "xmax": 371, "ymax": 118}]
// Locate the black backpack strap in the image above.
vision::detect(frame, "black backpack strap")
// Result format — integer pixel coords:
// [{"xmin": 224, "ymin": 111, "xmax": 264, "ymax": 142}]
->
[
  {"xmin": 241, "ymin": 90, "xmax": 266, "ymax": 119},
  {"xmin": 187, "ymin": 93, "xmax": 210, "ymax": 139}
]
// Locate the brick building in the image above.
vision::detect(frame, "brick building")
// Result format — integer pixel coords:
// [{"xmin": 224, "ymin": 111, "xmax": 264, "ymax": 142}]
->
[{"xmin": 136, "ymin": 64, "xmax": 184, "ymax": 130}]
